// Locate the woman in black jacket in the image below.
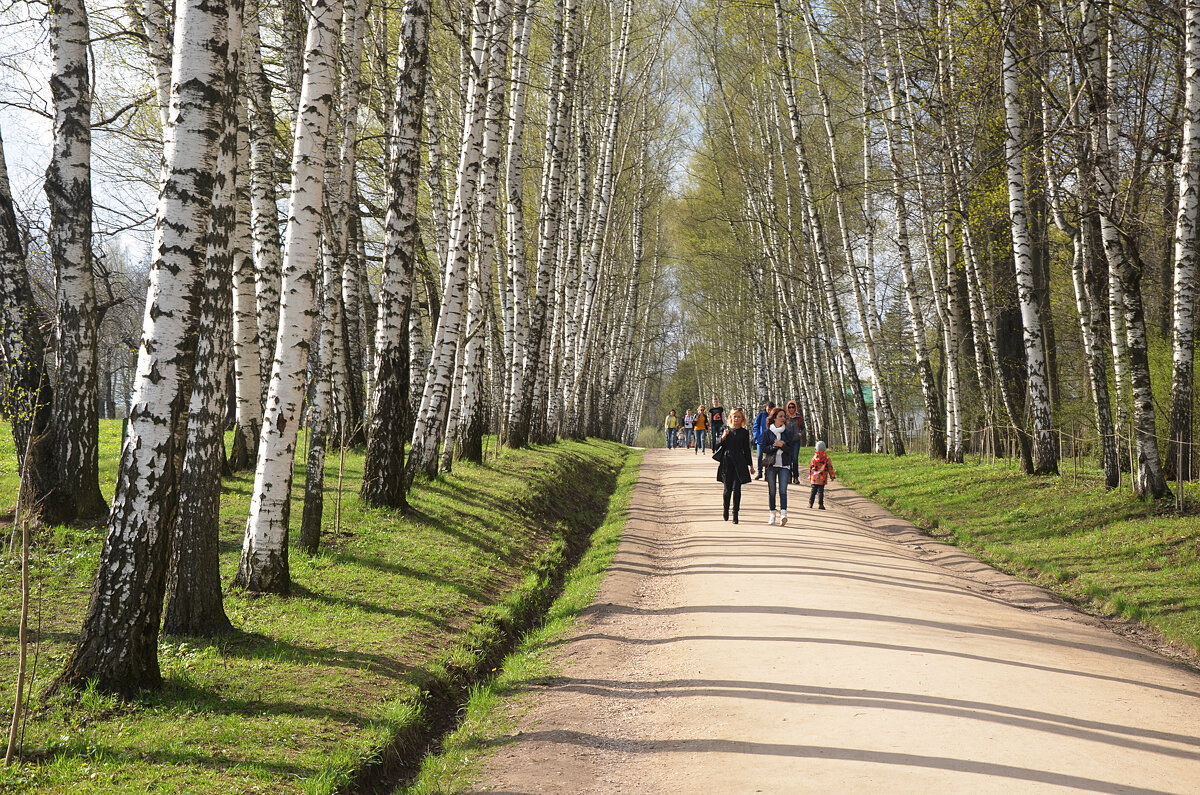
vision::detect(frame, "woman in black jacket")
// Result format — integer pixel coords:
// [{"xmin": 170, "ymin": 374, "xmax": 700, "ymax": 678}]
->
[{"xmin": 715, "ymin": 408, "xmax": 755, "ymax": 523}]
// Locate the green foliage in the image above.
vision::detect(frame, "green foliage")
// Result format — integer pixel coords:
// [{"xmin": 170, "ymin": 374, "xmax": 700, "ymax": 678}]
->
[{"xmin": 0, "ymin": 419, "xmax": 629, "ymax": 794}]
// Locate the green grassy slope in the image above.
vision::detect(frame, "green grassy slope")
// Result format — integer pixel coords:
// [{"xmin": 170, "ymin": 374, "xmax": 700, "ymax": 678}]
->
[{"xmin": 0, "ymin": 421, "xmax": 628, "ymax": 793}]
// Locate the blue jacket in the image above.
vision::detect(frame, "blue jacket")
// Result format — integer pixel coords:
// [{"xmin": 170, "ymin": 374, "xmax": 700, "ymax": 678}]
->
[
  {"xmin": 761, "ymin": 424, "xmax": 796, "ymax": 467},
  {"xmin": 752, "ymin": 410, "xmax": 768, "ymax": 445}
]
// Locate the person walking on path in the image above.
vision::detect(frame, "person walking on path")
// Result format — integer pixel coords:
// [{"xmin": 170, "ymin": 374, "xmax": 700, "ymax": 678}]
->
[
  {"xmin": 709, "ymin": 398, "xmax": 725, "ymax": 444},
  {"xmin": 764, "ymin": 408, "xmax": 796, "ymax": 526},
  {"xmin": 683, "ymin": 410, "xmax": 695, "ymax": 449},
  {"xmin": 693, "ymin": 406, "xmax": 708, "ymax": 454},
  {"xmin": 664, "ymin": 410, "xmax": 679, "ymax": 449},
  {"xmin": 784, "ymin": 401, "xmax": 803, "ymax": 484},
  {"xmin": 715, "ymin": 408, "xmax": 754, "ymax": 523},
  {"xmin": 808, "ymin": 440, "xmax": 836, "ymax": 510},
  {"xmin": 752, "ymin": 401, "xmax": 773, "ymax": 480}
]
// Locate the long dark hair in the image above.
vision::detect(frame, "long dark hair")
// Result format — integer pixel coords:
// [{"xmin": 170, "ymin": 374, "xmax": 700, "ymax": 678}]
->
[{"xmin": 768, "ymin": 407, "xmax": 787, "ymax": 424}]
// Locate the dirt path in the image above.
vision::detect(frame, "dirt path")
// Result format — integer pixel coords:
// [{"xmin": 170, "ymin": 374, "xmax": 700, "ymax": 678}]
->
[{"xmin": 471, "ymin": 449, "xmax": 1200, "ymax": 793}]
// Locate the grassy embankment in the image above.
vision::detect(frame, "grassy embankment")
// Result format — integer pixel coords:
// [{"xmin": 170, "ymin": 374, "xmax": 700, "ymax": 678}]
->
[
  {"xmin": 0, "ymin": 420, "xmax": 633, "ymax": 793},
  {"xmin": 833, "ymin": 449, "xmax": 1200, "ymax": 650}
]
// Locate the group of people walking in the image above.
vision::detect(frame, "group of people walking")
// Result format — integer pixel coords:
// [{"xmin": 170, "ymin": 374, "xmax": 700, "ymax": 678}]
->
[
  {"xmin": 666, "ymin": 397, "xmax": 834, "ymax": 525},
  {"xmin": 663, "ymin": 400, "xmax": 727, "ymax": 454}
]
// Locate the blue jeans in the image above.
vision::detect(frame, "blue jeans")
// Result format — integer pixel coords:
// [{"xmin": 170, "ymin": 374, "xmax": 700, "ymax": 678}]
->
[
  {"xmin": 766, "ymin": 466, "xmax": 789, "ymax": 511},
  {"xmin": 789, "ymin": 444, "xmax": 802, "ymax": 481},
  {"xmin": 694, "ymin": 430, "xmax": 707, "ymax": 452},
  {"xmin": 665, "ymin": 429, "xmax": 675, "ymax": 448}
]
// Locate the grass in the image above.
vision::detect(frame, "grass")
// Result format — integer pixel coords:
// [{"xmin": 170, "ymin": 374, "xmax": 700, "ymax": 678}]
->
[
  {"xmin": 831, "ymin": 448, "xmax": 1200, "ymax": 651},
  {"xmin": 402, "ymin": 449, "xmax": 643, "ymax": 794},
  {"xmin": 0, "ymin": 420, "xmax": 630, "ymax": 794}
]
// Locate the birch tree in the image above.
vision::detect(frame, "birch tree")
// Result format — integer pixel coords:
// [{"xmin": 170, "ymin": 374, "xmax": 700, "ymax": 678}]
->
[
  {"xmin": 360, "ymin": 0, "xmax": 432, "ymax": 508},
  {"xmin": 0, "ymin": 127, "xmax": 57, "ymax": 516},
  {"xmin": 163, "ymin": 0, "xmax": 244, "ymax": 637},
  {"xmin": 56, "ymin": 0, "xmax": 230, "ymax": 695},
  {"xmin": 406, "ymin": 0, "xmax": 491, "ymax": 479},
  {"xmin": 1002, "ymin": 1, "xmax": 1057, "ymax": 474},
  {"xmin": 236, "ymin": 0, "xmax": 344, "ymax": 593},
  {"xmin": 46, "ymin": 0, "xmax": 108, "ymax": 521},
  {"xmin": 1080, "ymin": 0, "xmax": 1170, "ymax": 498},
  {"xmin": 1168, "ymin": 0, "xmax": 1200, "ymax": 482}
]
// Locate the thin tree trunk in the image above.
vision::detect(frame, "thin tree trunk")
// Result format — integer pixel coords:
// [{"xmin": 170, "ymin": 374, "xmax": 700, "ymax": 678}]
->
[
  {"xmin": 876, "ymin": 0, "xmax": 946, "ymax": 459},
  {"xmin": 509, "ymin": 0, "xmax": 576, "ymax": 448},
  {"xmin": 0, "ymin": 127, "xmax": 57, "ymax": 518},
  {"xmin": 457, "ymin": 0, "xmax": 510, "ymax": 462},
  {"xmin": 360, "ymin": 0, "xmax": 432, "ymax": 508},
  {"xmin": 230, "ymin": 84, "xmax": 262, "ymax": 471},
  {"xmin": 406, "ymin": 0, "xmax": 490, "ymax": 481},
  {"xmin": 163, "ymin": 0, "xmax": 243, "ymax": 637},
  {"xmin": 773, "ymin": 0, "xmax": 871, "ymax": 453},
  {"xmin": 236, "ymin": 0, "xmax": 344, "ymax": 593},
  {"xmin": 56, "ymin": 0, "xmax": 229, "ymax": 696},
  {"xmin": 1002, "ymin": 2, "xmax": 1057, "ymax": 474},
  {"xmin": 1168, "ymin": 0, "xmax": 1200, "ymax": 483},
  {"xmin": 246, "ymin": 0, "xmax": 284, "ymax": 399},
  {"xmin": 47, "ymin": 0, "xmax": 107, "ymax": 522},
  {"xmin": 1081, "ymin": 0, "xmax": 1170, "ymax": 498}
]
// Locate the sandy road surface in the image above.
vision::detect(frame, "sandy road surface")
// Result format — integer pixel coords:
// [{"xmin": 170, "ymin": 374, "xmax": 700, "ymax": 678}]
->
[{"xmin": 472, "ymin": 448, "xmax": 1200, "ymax": 794}]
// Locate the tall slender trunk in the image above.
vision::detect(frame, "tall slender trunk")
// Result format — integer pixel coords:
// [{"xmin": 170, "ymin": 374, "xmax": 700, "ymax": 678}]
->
[
  {"xmin": 47, "ymin": 0, "xmax": 107, "ymax": 522},
  {"xmin": 246, "ymin": 1, "xmax": 284, "ymax": 398},
  {"xmin": 509, "ymin": 0, "xmax": 576, "ymax": 448},
  {"xmin": 1168, "ymin": 0, "xmax": 1200, "ymax": 482},
  {"xmin": 0, "ymin": 128, "xmax": 56, "ymax": 517},
  {"xmin": 406, "ymin": 0, "xmax": 491, "ymax": 481},
  {"xmin": 330, "ymin": 0, "xmax": 367, "ymax": 445},
  {"xmin": 1081, "ymin": 0, "xmax": 1170, "ymax": 498},
  {"xmin": 458, "ymin": 0, "xmax": 510, "ymax": 462},
  {"xmin": 300, "ymin": 246, "xmax": 337, "ymax": 555},
  {"xmin": 567, "ymin": 0, "xmax": 633, "ymax": 436},
  {"xmin": 236, "ymin": 0, "xmax": 345, "ymax": 593},
  {"xmin": 800, "ymin": 0, "xmax": 903, "ymax": 455},
  {"xmin": 503, "ymin": 0, "xmax": 534, "ymax": 443},
  {"xmin": 774, "ymin": 0, "xmax": 871, "ymax": 452},
  {"xmin": 230, "ymin": 84, "xmax": 262, "ymax": 471},
  {"xmin": 163, "ymin": 0, "xmax": 243, "ymax": 638},
  {"xmin": 1002, "ymin": 2, "xmax": 1057, "ymax": 474},
  {"xmin": 875, "ymin": 0, "xmax": 945, "ymax": 458},
  {"xmin": 56, "ymin": 0, "xmax": 229, "ymax": 695},
  {"xmin": 360, "ymin": 0, "xmax": 432, "ymax": 509}
]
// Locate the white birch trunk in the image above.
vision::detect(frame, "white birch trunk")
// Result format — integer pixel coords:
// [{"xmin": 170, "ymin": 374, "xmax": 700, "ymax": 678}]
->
[
  {"xmin": 246, "ymin": 1, "xmax": 284, "ymax": 396},
  {"xmin": 1001, "ymin": 3, "xmax": 1056, "ymax": 473},
  {"xmin": 59, "ymin": 0, "xmax": 229, "ymax": 695},
  {"xmin": 773, "ymin": 0, "xmax": 871, "ymax": 452},
  {"xmin": 360, "ymin": 0, "xmax": 431, "ymax": 508},
  {"xmin": 231, "ymin": 87, "xmax": 262, "ymax": 470},
  {"xmin": 46, "ymin": 0, "xmax": 107, "ymax": 520},
  {"xmin": 457, "ymin": 0, "xmax": 509, "ymax": 461},
  {"xmin": 1168, "ymin": 0, "xmax": 1200, "ymax": 481},
  {"xmin": 876, "ymin": 0, "xmax": 945, "ymax": 458},
  {"xmin": 407, "ymin": 0, "xmax": 491, "ymax": 479},
  {"xmin": 236, "ymin": 0, "xmax": 344, "ymax": 593},
  {"xmin": 509, "ymin": 0, "xmax": 576, "ymax": 448},
  {"xmin": 1081, "ymin": 0, "xmax": 1170, "ymax": 497},
  {"xmin": 504, "ymin": 0, "xmax": 534, "ymax": 434}
]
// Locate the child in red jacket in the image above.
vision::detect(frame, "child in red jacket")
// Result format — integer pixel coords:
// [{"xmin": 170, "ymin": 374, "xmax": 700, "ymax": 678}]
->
[{"xmin": 808, "ymin": 441, "xmax": 835, "ymax": 510}]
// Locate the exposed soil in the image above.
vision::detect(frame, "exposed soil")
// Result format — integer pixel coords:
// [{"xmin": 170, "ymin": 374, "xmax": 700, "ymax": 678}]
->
[{"xmin": 470, "ymin": 449, "xmax": 1200, "ymax": 794}]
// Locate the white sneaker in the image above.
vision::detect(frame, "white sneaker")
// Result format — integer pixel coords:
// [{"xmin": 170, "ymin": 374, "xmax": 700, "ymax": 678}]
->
[
  {"xmin": 767, "ymin": 511, "xmax": 776, "ymax": 526},
  {"xmin": 780, "ymin": 510, "xmax": 788, "ymax": 526}
]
